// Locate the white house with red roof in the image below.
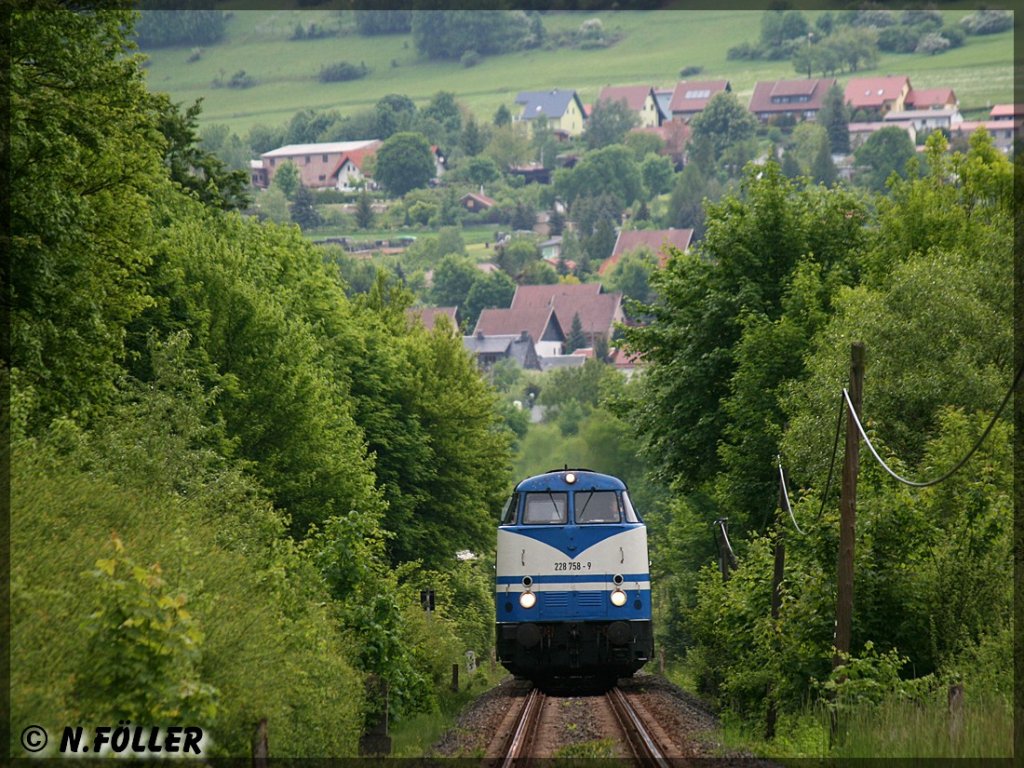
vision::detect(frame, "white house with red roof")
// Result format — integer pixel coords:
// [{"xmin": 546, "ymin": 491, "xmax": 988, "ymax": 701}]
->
[
  {"xmin": 600, "ymin": 228, "xmax": 693, "ymax": 276},
  {"xmin": 669, "ymin": 80, "xmax": 732, "ymax": 122}
]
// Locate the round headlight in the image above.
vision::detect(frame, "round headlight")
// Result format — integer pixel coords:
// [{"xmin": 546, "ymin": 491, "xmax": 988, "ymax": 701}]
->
[
  {"xmin": 565, "ymin": 472, "xmax": 576, "ymax": 484},
  {"xmin": 519, "ymin": 591, "xmax": 537, "ymax": 609},
  {"xmin": 610, "ymin": 589, "xmax": 627, "ymax": 607}
]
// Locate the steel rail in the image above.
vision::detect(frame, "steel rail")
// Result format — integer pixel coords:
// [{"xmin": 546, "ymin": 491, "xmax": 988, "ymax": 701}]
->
[
  {"xmin": 607, "ymin": 687, "xmax": 671, "ymax": 768},
  {"xmin": 499, "ymin": 687, "xmax": 545, "ymax": 768}
]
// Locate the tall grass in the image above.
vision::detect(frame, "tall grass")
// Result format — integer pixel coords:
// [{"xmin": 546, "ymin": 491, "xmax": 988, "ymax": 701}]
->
[
  {"xmin": 663, "ymin": 660, "xmax": 1013, "ymax": 759},
  {"xmin": 832, "ymin": 690, "xmax": 1013, "ymax": 758}
]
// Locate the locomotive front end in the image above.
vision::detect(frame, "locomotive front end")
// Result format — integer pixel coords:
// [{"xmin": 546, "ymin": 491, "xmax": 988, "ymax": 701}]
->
[{"xmin": 495, "ymin": 469, "xmax": 653, "ymax": 685}]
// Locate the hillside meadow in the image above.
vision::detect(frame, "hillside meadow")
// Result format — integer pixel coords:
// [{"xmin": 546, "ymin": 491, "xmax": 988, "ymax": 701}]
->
[{"xmin": 139, "ymin": 9, "xmax": 1015, "ymax": 136}]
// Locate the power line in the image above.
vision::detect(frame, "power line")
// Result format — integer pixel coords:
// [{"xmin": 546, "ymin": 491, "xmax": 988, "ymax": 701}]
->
[
  {"xmin": 776, "ymin": 459, "xmax": 806, "ymax": 535},
  {"xmin": 842, "ymin": 361, "xmax": 1023, "ymax": 488}
]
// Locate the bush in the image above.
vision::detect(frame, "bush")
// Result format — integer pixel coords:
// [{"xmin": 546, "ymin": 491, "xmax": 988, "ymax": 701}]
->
[
  {"xmin": 460, "ymin": 49, "xmax": 481, "ymax": 68},
  {"xmin": 960, "ymin": 9, "xmax": 1012, "ymax": 36},
  {"xmin": 679, "ymin": 65, "xmax": 703, "ymax": 77},
  {"xmin": 319, "ymin": 61, "xmax": 369, "ymax": 83},
  {"xmin": 727, "ymin": 41, "xmax": 762, "ymax": 60}
]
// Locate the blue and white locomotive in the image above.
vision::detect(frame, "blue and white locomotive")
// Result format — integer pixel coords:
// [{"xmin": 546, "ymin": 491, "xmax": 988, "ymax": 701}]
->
[{"xmin": 495, "ymin": 468, "xmax": 653, "ymax": 684}]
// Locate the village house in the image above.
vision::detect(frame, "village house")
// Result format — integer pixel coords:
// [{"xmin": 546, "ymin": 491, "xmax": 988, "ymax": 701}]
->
[
  {"xmin": 460, "ymin": 190, "xmax": 496, "ymax": 213},
  {"xmin": 668, "ymin": 80, "xmax": 732, "ymax": 122},
  {"xmin": 596, "ymin": 85, "xmax": 667, "ymax": 127},
  {"xmin": 599, "ymin": 228, "xmax": 693, "ymax": 276},
  {"xmin": 883, "ymin": 107, "xmax": 962, "ymax": 134},
  {"xmin": 256, "ymin": 140, "xmax": 381, "ymax": 190},
  {"xmin": 463, "ymin": 331, "xmax": 541, "ymax": 370},
  {"xmin": 474, "ymin": 306, "xmax": 565, "ymax": 357},
  {"xmin": 510, "ymin": 283, "xmax": 624, "ymax": 351},
  {"xmin": 847, "ymin": 121, "xmax": 916, "ymax": 151},
  {"xmin": 748, "ymin": 77, "xmax": 836, "ymax": 123},
  {"xmin": 513, "ymin": 89, "xmax": 587, "ymax": 138},
  {"xmin": 905, "ymin": 87, "xmax": 958, "ymax": 112},
  {"xmin": 844, "ymin": 75, "xmax": 911, "ymax": 117}
]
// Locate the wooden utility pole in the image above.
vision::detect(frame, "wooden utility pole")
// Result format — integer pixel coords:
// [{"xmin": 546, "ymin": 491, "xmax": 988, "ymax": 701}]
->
[
  {"xmin": 766, "ymin": 469, "xmax": 786, "ymax": 740},
  {"xmin": 834, "ymin": 342, "xmax": 864, "ymax": 669}
]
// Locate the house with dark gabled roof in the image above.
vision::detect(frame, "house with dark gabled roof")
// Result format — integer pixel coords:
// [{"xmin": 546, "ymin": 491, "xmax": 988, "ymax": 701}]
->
[
  {"xmin": 597, "ymin": 85, "xmax": 667, "ymax": 127},
  {"xmin": 514, "ymin": 89, "xmax": 587, "ymax": 138},
  {"xmin": 510, "ymin": 283, "xmax": 624, "ymax": 351},
  {"xmin": 600, "ymin": 228, "xmax": 693, "ymax": 276},
  {"xmin": 749, "ymin": 78, "xmax": 836, "ymax": 123},
  {"xmin": 669, "ymin": 80, "xmax": 731, "ymax": 122},
  {"xmin": 463, "ymin": 331, "xmax": 541, "ymax": 370},
  {"xmin": 474, "ymin": 306, "xmax": 565, "ymax": 358}
]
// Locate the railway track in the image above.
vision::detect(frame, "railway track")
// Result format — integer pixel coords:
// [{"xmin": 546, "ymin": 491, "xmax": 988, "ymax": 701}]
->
[{"xmin": 494, "ymin": 684, "xmax": 671, "ymax": 765}]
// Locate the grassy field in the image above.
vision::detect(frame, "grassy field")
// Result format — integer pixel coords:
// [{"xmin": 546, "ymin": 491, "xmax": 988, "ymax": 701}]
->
[{"xmin": 139, "ymin": 9, "xmax": 1015, "ymax": 136}]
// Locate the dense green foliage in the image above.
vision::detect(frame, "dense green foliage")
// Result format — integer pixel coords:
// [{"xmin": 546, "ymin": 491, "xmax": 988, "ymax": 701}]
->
[
  {"xmin": 9, "ymin": 8, "xmax": 512, "ymax": 756},
  {"xmin": 622, "ymin": 131, "xmax": 1014, "ymax": 743}
]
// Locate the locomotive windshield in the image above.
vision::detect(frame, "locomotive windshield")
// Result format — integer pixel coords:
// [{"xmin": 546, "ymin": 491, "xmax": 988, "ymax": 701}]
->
[
  {"xmin": 523, "ymin": 492, "xmax": 567, "ymax": 524},
  {"xmin": 574, "ymin": 491, "xmax": 621, "ymax": 524}
]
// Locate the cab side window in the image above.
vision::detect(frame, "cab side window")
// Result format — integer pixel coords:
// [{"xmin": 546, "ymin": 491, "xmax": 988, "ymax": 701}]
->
[{"xmin": 500, "ymin": 493, "xmax": 519, "ymax": 526}]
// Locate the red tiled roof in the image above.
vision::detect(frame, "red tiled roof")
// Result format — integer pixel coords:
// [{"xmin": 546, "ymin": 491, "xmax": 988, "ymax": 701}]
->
[
  {"xmin": 905, "ymin": 88, "xmax": 956, "ymax": 109},
  {"xmin": 460, "ymin": 192, "xmax": 496, "ymax": 208},
  {"xmin": 407, "ymin": 306, "xmax": 458, "ymax": 332},
  {"xmin": 328, "ymin": 141, "xmax": 381, "ymax": 179},
  {"xmin": 474, "ymin": 306, "xmax": 563, "ymax": 344},
  {"xmin": 749, "ymin": 78, "xmax": 835, "ymax": 116},
  {"xmin": 510, "ymin": 284, "xmax": 621, "ymax": 338},
  {"xmin": 600, "ymin": 228, "xmax": 693, "ymax": 275},
  {"xmin": 669, "ymin": 80, "xmax": 730, "ymax": 114},
  {"xmin": 844, "ymin": 76, "xmax": 910, "ymax": 109},
  {"xmin": 989, "ymin": 104, "xmax": 1023, "ymax": 118},
  {"xmin": 598, "ymin": 85, "xmax": 654, "ymax": 112}
]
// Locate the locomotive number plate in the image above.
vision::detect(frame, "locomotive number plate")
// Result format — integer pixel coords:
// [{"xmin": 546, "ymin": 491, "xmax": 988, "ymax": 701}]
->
[{"xmin": 553, "ymin": 561, "xmax": 592, "ymax": 571}]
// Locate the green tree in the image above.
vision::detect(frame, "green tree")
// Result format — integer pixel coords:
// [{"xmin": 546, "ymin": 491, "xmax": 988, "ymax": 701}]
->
[
  {"xmin": 289, "ymin": 185, "xmax": 323, "ymax": 229},
  {"xmin": 818, "ymin": 82, "xmax": 851, "ymax": 154},
  {"xmin": 355, "ymin": 190, "xmax": 374, "ymax": 229},
  {"xmin": 155, "ymin": 97, "xmax": 251, "ymax": 210},
  {"xmin": 494, "ymin": 103, "xmax": 512, "ymax": 127},
  {"xmin": 374, "ymin": 93, "xmax": 417, "ymax": 139},
  {"xmin": 273, "ymin": 161, "xmax": 301, "ymax": 199},
  {"xmin": 689, "ymin": 91, "xmax": 758, "ymax": 174},
  {"xmin": 554, "ymin": 144, "xmax": 643, "ymax": 208},
  {"xmin": 585, "ymin": 98, "xmax": 639, "ymax": 150},
  {"xmin": 10, "ymin": 6, "xmax": 167, "ymax": 430},
  {"xmin": 374, "ymin": 132, "xmax": 436, "ymax": 197},
  {"xmin": 431, "ymin": 253, "xmax": 479, "ymax": 307},
  {"xmin": 565, "ymin": 313, "xmax": 587, "ymax": 353},
  {"xmin": 464, "ymin": 271, "xmax": 516, "ymax": 328},
  {"xmin": 640, "ymin": 152, "xmax": 675, "ymax": 198},
  {"xmin": 810, "ymin": 136, "xmax": 837, "ymax": 186},
  {"xmin": 854, "ymin": 126, "xmax": 916, "ymax": 192},
  {"xmin": 460, "ymin": 116, "xmax": 488, "ymax": 157}
]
